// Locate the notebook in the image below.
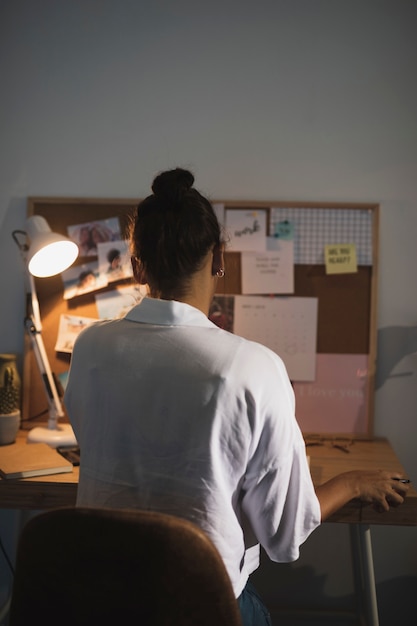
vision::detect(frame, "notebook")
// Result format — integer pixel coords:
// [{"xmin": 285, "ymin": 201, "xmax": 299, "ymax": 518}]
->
[{"xmin": 0, "ymin": 442, "xmax": 74, "ymax": 479}]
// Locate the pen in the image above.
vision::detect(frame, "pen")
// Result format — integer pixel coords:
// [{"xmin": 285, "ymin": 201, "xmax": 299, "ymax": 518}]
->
[{"xmin": 392, "ymin": 477, "xmax": 411, "ymax": 483}]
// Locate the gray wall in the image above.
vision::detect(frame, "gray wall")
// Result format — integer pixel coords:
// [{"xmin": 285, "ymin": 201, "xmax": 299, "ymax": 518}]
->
[{"xmin": 1, "ymin": 1, "xmax": 416, "ymax": 624}]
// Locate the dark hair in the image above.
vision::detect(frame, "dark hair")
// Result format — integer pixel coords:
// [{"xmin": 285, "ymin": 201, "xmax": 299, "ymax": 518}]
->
[
  {"xmin": 107, "ymin": 248, "xmax": 121, "ymax": 263},
  {"xmin": 130, "ymin": 168, "xmax": 221, "ymax": 298},
  {"xmin": 78, "ymin": 270, "xmax": 95, "ymax": 286}
]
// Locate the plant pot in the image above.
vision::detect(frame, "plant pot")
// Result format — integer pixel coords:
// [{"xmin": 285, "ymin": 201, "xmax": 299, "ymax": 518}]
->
[{"xmin": 0, "ymin": 410, "xmax": 21, "ymax": 445}]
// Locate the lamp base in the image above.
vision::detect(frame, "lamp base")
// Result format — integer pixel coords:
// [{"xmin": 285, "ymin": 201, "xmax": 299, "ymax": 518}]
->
[{"xmin": 27, "ymin": 423, "xmax": 77, "ymax": 448}]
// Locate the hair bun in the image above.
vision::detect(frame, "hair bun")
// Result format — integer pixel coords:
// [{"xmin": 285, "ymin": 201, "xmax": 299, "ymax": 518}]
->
[{"xmin": 151, "ymin": 168, "xmax": 194, "ymax": 204}]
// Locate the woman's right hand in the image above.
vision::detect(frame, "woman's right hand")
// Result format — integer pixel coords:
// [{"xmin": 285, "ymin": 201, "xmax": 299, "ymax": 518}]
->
[{"xmin": 315, "ymin": 469, "xmax": 410, "ymax": 521}]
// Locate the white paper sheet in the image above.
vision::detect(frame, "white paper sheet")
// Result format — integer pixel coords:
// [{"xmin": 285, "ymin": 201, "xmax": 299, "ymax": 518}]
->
[
  {"xmin": 233, "ymin": 296, "xmax": 318, "ymax": 381},
  {"xmin": 241, "ymin": 237, "xmax": 294, "ymax": 294},
  {"xmin": 225, "ymin": 209, "xmax": 267, "ymax": 252}
]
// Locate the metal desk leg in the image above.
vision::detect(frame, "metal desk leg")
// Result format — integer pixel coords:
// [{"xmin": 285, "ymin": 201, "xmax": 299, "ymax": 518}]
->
[{"xmin": 350, "ymin": 524, "xmax": 379, "ymax": 626}]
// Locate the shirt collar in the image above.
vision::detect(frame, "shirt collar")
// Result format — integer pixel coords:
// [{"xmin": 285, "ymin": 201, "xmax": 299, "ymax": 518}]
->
[{"xmin": 125, "ymin": 296, "xmax": 217, "ymax": 328}]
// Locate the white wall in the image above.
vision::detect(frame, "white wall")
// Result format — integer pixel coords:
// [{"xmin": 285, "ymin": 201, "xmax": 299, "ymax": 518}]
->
[{"xmin": 1, "ymin": 1, "xmax": 417, "ymax": 624}]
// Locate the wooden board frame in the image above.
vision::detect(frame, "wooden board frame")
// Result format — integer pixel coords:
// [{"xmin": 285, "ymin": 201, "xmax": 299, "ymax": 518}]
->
[{"xmin": 23, "ymin": 197, "xmax": 379, "ymax": 439}]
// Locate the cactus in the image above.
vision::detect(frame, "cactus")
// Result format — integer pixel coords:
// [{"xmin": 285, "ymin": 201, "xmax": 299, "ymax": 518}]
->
[{"xmin": 0, "ymin": 367, "xmax": 20, "ymax": 414}]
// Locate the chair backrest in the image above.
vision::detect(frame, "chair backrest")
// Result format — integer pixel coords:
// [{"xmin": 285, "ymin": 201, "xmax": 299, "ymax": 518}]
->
[{"xmin": 9, "ymin": 506, "xmax": 242, "ymax": 626}]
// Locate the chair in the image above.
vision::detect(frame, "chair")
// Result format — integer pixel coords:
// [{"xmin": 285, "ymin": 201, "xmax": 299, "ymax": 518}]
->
[{"xmin": 9, "ymin": 506, "xmax": 242, "ymax": 626}]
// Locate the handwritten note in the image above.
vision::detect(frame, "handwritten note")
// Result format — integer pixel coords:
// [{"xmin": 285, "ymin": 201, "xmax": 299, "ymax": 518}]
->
[
  {"xmin": 324, "ymin": 243, "xmax": 357, "ymax": 274},
  {"xmin": 225, "ymin": 209, "xmax": 267, "ymax": 252},
  {"xmin": 233, "ymin": 296, "xmax": 318, "ymax": 381},
  {"xmin": 241, "ymin": 237, "xmax": 294, "ymax": 294}
]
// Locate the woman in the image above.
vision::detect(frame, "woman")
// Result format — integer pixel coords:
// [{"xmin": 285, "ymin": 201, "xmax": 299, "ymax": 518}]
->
[{"xmin": 65, "ymin": 168, "xmax": 408, "ymax": 626}]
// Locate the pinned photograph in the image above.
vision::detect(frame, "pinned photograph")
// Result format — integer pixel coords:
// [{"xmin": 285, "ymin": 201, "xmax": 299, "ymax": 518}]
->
[
  {"xmin": 209, "ymin": 296, "xmax": 234, "ymax": 332},
  {"xmin": 67, "ymin": 217, "xmax": 121, "ymax": 257},
  {"xmin": 55, "ymin": 314, "xmax": 99, "ymax": 354},
  {"xmin": 97, "ymin": 240, "xmax": 133, "ymax": 284},
  {"xmin": 95, "ymin": 284, "xmax": 147, "ymax": 320},
  {"xmin": 61, "ymin": 260, "xmax": 108, "ymax": 300}
]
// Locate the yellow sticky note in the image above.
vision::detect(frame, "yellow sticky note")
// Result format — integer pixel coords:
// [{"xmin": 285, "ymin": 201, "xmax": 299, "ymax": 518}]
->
[{"xmin": 324, "ymin": 243, "xmax": 357, "ymax": 274}]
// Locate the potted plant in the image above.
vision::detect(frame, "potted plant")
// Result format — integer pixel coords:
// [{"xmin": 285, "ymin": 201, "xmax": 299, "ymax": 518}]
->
[{"xmin": 0, "ymin": 354, "xmax": 21, "ymax": 445}]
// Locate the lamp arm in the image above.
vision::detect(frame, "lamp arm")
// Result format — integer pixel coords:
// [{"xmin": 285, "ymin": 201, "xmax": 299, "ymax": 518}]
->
[
  {"xmin": 29, "ymin": 274, "xmax": 42, "ymax": 331},
  {"xmin": 26, "ymin": 274, "xmax": 65, "ymax": 428}
]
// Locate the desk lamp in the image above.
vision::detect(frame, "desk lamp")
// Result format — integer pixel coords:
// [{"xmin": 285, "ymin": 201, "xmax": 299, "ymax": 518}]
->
[{"xmin": 12, "ymin": 215, "xmax": 79, "ymax": 447}]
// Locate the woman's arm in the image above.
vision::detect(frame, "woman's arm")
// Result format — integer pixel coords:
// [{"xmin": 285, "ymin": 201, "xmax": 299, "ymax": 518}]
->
[{"xmin": 316, "ymin": 470, "xmax": 410, "ymax": 521}]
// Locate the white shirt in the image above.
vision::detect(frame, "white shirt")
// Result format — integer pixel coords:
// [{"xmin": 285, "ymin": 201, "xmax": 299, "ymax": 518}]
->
[{"xmin": 65, "ymin": 297, "xmax": 321, "ymax": 597}]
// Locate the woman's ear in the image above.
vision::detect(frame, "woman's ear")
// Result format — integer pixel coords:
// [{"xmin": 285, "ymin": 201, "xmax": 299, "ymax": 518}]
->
[
  {"xmin": 131, "ymin": 257, "xmax": 148, "ymax": 284},
  {"xmin": 211, "ymin": 243, "xmax": 225, "ymax": 276}
]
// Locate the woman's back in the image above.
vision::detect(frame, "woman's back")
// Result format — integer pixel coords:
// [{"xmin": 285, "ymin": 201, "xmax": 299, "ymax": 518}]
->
[{"xmin": 65, "ymin": 295, "xmax": 320, "ymax": 597}]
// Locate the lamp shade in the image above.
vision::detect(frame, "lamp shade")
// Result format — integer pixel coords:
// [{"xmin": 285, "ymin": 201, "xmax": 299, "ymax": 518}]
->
[{"xmin": 26, "ymin": 215, "xmax": 79, "ymax": 278}]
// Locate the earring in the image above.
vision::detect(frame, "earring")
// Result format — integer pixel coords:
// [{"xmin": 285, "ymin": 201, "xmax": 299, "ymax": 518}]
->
[{"xmin": 216, "ymin": 268, "xmax": 225, "ymax": 278}]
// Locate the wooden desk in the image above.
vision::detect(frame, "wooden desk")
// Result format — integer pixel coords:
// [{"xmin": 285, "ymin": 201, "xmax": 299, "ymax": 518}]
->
[
  {"xmin": 308, "ymin": 437, "xmax": 417, "ymax": 526},
  {"xmin": 1, "ymin": 432, "xmax": 416, "ymax": 520},
  {"xmin": 0, "ymin": 431, "xmax": 79, "ymax": 510},
  {"xmin": 1, "ymin": 432, "xmax": 416, "ymax": 626}
]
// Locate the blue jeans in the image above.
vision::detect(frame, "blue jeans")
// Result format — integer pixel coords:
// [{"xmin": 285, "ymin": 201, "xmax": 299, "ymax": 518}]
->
[{"xmin": 238, "ymin": 581, "xmax": 272, "ymax": 626}]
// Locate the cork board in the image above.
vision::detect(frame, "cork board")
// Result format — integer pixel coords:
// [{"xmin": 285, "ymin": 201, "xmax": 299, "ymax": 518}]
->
[{"xmin": 24, "ymin": 198, "xmax": 379, "ymax": 438}]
